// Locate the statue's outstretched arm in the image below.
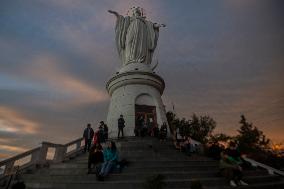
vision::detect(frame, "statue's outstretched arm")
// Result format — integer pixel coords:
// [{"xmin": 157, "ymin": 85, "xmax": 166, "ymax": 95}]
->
[
  {"xmin": 108, "ymin": 10, "xmax": 119, "ymax": 18},
  {"xmin": 154, "ymin": 23, "xmax": 166, "ymax": 29}
]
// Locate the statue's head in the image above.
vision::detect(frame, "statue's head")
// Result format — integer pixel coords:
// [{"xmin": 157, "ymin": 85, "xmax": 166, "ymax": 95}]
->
[{"xmin": 128, "ymin": 6, "xmax": 144, "ymax": 17}]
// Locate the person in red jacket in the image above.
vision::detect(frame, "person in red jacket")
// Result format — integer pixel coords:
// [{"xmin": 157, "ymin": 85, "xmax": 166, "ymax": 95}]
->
[{"xmin": 88, "ymin": 143, "xmax": 104, "ymax": 174}]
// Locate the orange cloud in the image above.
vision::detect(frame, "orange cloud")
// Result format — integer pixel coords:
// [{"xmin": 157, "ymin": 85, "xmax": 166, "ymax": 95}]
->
[
  {"xmin": 0, "ymin": 107, "xmax": 39, "ymax": 134},
  {"xmin": 0, "ymin": 153, "xmax": 10, "ymax": 160},
  {"xmin": 0, "ymin": 144, "xmax": 28, "ymax": 153},
  {"xmin": 28, "ymin": 54, "xmax": 108, "ymax": 107}
]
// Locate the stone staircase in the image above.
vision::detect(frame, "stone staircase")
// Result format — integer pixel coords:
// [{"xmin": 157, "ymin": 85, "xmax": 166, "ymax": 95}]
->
[{"xmin": 18, "ymin": 137, "xmax": 284, "ymax": 189}]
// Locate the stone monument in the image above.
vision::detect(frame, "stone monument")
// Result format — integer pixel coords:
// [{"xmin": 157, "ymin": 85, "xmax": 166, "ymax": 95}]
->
[{"xmin": 106, "ymin": 7, "xmax": 168, "ymax": 137}]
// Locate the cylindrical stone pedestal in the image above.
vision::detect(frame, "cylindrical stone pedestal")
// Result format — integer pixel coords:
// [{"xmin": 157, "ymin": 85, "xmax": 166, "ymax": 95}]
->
[{"xmin": 106, "ymin": 68, "xmax": 168, "ymax": 137}]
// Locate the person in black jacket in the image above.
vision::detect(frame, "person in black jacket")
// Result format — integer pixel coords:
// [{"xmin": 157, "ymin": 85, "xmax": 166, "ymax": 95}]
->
[
  {"xmin": 83, "ymin": 123, "xmax": 94, "ymax": 152},
  {"xmin": 117, "ymin": 115, "xmax": 125, "ymax": 138},
  {"xmin": 98, "ymin": 122, "xmax": 105, "ymax": 143},
  {"xmin": 103, "ymin": 122, "xmax": 109, "ymax": 141}
]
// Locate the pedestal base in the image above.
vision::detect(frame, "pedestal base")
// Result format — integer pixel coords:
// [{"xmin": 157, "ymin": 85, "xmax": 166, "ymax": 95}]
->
[{"xmin": 106, "ymin": 71, "xmax": 168, "ymax": 137}]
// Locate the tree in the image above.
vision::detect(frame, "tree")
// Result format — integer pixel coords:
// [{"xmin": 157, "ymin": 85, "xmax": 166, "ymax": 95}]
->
[
  {"xmin": 237, "ymin": 115, "xmax": 270, "ymax": 153},
  {"xmin": 189, "ymin": 114, "xmax": 216, "ymax": 143},
  {"xmin": 209, "ymin": 133, "xmax": 232, "ymax": 144},
  {"xmin": 166, "ymin": 111, "xmax": 216, "ymax": 143}
]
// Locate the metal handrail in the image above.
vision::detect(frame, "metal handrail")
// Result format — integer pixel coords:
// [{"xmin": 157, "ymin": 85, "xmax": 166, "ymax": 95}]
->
[{"xmin": 242, "ymin": 156, "xmax": 284, "ymax": 176}]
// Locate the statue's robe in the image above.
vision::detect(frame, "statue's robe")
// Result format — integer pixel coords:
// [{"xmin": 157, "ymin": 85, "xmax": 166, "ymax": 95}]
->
[{"xmin": 115, "ymin": 15, "xmax": 159, "ymax": 65}]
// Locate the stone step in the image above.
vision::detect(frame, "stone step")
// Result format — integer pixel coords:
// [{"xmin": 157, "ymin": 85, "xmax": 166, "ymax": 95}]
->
[
  {"xmin": 118, "ymin": 144, "xmax": 173, "ymax": 149},
  {"xmin": 118, "ymin": 148, "xmax": 183, "ymax": 153},
  {"xmin": 123, "ymin": 155, "xmax": 202, "ymax": 161},
  {"xmin": 122, "ymin": 156, "xmax": 198, "ymax": 161},
  {"xmin": 22, "ymin": 172, "xmax": 215, "ymax": 182},
  {"xmin": 117, "ymin": 143, "xmax": 174, "ymax": 149},
  {"xmin": 22, "ymin": 170, "xmax": 270, "ymax": 182},
  {"xmin": 18, "ymin": 137, "xmax": 284, "ymax": 189},
  {"xmin": 117, "ymin": 144, "xmax": 174, "ymax": 149},
  {"xmin": 34, "ymin": 168, "xmax": 219, "ymax": 176},
  {"xmin": 27, "ymin": 167, "xmax": 267, "ymax": 177},
  {"xmin": 116, "ymin": 139, "xmax": 172, "ymax": 144},
  {"xmin": 74, "ymin": 156, "xmax": 195, "ymax": 161},
  {"xmin": 112, "ymin": 137, "xmax": 171, "ymax": 142},
  {"xmin": 24, "ymin": 175, "xmax": 282, "ymax": 189},
  {"xmin": 78, "ymin": 150, "xmax": 197, "ymax": 156},
  {"xmin": 204, "ymin": 180, "xmax": 284, "ymax": 189},
  {"xmin": 40, "ymin": 164, "xmax": 219, "ymax": 174},
  {"xmin": 172, "ymin": 181, "xmax": 284, "ymax": 189},
  {"xmin": 52, "ymin": 160, "xmax": 218, "ymax": 169},
  {"xmin": 119, "ymin": 151, "xmax": 194, "ymax": 156},
  {"xmin": 74, "ymin": 154, "xmax": 209, "ymax": 162}
]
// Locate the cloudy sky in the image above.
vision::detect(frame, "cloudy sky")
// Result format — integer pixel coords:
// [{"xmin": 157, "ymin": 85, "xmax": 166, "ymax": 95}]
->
[{"xmin": 0, "ymin": 0, "xmax": 283, "ymax": 160}]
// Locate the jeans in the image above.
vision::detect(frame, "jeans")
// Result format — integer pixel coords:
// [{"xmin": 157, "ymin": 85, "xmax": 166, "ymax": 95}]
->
[
  {"xmin": 221, "ymin": 168, "xmax": 243, "ymax": 182},
  {"xmin": 84, "ymin": 138, "xmax": 92, "ymax": 152},
  {"xmin": 100, "ymin": 161, "xmax": 115, "ymax": 177},
  {"xmin": 185, "ymin": 144, "xmax": 191, "ymax": 155}
]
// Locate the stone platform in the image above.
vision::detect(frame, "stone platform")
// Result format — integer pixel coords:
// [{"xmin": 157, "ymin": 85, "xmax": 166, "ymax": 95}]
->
[
  {"xmin": 16, "ymin": 137, "xmax": 284, "ymax": 189},
  {"xmin": 106, "ymin": 69, "xmax": 168, "ymax": 137}
]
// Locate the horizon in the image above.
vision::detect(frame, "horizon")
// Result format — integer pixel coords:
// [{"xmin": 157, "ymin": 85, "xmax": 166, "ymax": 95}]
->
[{"xmin": 0, "ymin": 0, "xmax": 283, "ymax": 160}]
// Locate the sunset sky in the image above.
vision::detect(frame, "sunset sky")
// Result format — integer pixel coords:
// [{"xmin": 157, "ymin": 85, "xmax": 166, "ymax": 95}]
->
[{"xmin": 0, "ymin": 0, "xmax": 283, "ymax": 160}]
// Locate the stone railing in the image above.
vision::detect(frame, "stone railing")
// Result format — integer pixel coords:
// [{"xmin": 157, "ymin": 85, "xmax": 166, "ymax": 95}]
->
[
  {"xmin": 0, "ymin": 137, "xmax": 84, "ymax": 179},
  {"xmin": 242, "ymin": 156, "xmax": 284, "ymax": 176}
]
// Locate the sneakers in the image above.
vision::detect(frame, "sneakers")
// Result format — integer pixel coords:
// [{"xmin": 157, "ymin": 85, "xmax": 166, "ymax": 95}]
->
[
  {"xmin": 230, "ymin": 180, "xmax": 237, "ymax": 187},
  {"xmin": 229, "ymin": 180, "xmax": 248, "ymax": 187},
  {"xmin": 96, "ymin": 174, "xmax": 104, "ymax": 181},
  {"xmin": 95, "ymin": 171, "xmax": 104, "ymax": 181},
  {"xmin": 239, "ymin": 180, "xmax": 248, "ymax": 186}
]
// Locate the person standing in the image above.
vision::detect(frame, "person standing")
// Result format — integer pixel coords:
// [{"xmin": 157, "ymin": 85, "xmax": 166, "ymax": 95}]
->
[
  {"xmin": 103, "ymin": 123, "xmax": 109, "ymax": 141},
  {"xmin": 159, "ymin": 122, "xmax": 167, "ymax": 142},
  {"xmin": 117, "ymin": 115, "xmax": 125, "ymax": 138},
  {"xmin": 135, "ymin": 116, "xmax": 144, "ymax": 137},
  {"xmin": 98, "ymin": 122, "xmax": 105, "ymax": 143},
  {"xmin": 83, "ymin": 123, "xmax": 94, "ymax": 152}
]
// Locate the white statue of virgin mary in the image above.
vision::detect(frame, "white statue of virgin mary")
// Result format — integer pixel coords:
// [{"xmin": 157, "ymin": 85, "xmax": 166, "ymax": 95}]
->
[{"xmin": 108, "ymin": 7, "xmax": 165, "ymax": 66}]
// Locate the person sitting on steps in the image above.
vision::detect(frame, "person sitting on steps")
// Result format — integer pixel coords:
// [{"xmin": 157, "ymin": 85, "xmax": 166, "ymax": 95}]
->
[
  {"xmin": 88, "ymin": 143, "xmax": 104, "ymax": 174},
  {"xmin": 97, "ymin": 141, "xmax": 118, "ymax": 181},
  {"xmin": 219, "ymin": 141, "xmax": 248, "ymax": 187},
  {"xmin": 180, "ymin": 136, "xmax": 192, "ymax": 156}
]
